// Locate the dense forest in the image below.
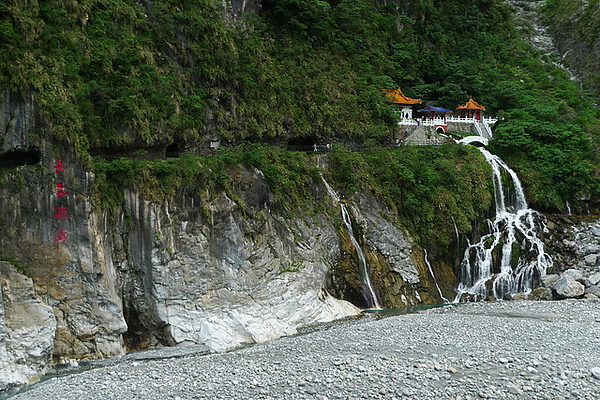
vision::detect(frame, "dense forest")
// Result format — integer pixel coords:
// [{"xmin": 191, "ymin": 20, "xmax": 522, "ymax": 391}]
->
[{"xmin": 1, "ymin": 0, "xmax": 599, "ymax": 219}]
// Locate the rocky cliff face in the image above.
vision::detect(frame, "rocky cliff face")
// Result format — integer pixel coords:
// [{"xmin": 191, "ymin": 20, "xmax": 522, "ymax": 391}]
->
[
  {"xmin": 0, "ymin": 262, "xmax": 56, "ymax": 389},
  {"xmin": 507, "ymin": 0, "xmax": 600, "ymax": 92},
  {"xmin": 538, "ymin": 215, "xmax": 600, "ymax": 300},
  {"xmin": 539, "ymin": 0, "xmax": 600, "ymax": 92},
  {"xmin": 0, "ymin": 90, "xmax": 444, "ymax": 390}
]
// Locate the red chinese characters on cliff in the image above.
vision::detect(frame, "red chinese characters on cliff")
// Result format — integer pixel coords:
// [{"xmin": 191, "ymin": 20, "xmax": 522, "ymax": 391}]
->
[
  {"xmin": 54, "ymin": 206, "xmax": 68, "ymax": 221},
  {"xmin": 53, "ymin": 159, "xmax": 69, "ymax": 243},
  {"xmin": 54, "ymin": 159, "xmax": 66, "ymax": 173},
  {"xmin": 56, "ymin": 182, "xmax": 69, "ymax": 197},
  {"xmin": 54, "ymin": 228, "xmax": 68, "ymax": 243}
]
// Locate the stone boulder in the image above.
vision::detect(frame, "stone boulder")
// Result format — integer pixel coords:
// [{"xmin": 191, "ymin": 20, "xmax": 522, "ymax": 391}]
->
[
  {"xmin": 586, "ymin": 272, "xmax": 600, "ymax": 287},
  {"xmin": 584, "ymin": 253, "xmax": 599, "ymax": 266},
  {"xmin": 562, "ymin": 268, "xmax": 585, "ymax": 282},
  {"xmin": 585, "ymin": 285, "xmax": 600, "ymax": 297},
  {"xmin": 552, "ymin": 274, "xmax": 585, "ymax": 299},
  {"xmin": 527, "ymin": 287, "xmax": 553, "ymax": 301},
  {"xmin": 0, "ymin": 262, "xmax": 56, "ymax": 390},
  {"xmin": 541, "ymin": 274, "xmax": 560, "ymax": 287}
]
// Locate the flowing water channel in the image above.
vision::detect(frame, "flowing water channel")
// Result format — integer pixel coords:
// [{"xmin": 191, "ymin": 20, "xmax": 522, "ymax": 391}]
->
[
  {"xmin": 322, "ymin": 177, "xmax": 382, "ymax": 309},
  {"xmin": 455, "ymin": 148, "xmax": 552, "ymax": 301},
  {"xmin": 424, "ymin": 249, "xmax": 449, "ymax": 303}
]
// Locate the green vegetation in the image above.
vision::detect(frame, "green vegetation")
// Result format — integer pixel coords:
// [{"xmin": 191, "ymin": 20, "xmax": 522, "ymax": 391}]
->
[
  {"xmin": 279, "ymin": 260, "xmax": 306, "ymax": 275},
  {"xmin": 94, "ymin": 144, "xmax": 492, "ymax": 249},
  {"xmin": 327, "ymin": 145, "xmax": 493, "ymax": 246},
  {"xmin": 1, "ymin": 257, "xmax": 29, "ymax": 276},
  {"xmin": 93, "ymin": 145, "xmax": 320, "ymax": 210},
  {"xmin": 1, "ymin": 0, "xmax": 599, "ymax": 211}
]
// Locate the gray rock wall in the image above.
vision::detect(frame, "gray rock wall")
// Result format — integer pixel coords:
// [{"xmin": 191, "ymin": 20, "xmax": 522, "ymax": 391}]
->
[
  {"xmin": 0, "ymin": 89, "xmax": 438, "ymax": 391},
  {"xmin": 0, "ymin": 90, "xmax": 47, "ymax": 153},
  {"xmin": 0, "ymin": 152, "xmax": 440, "ymax": 390},
  {"xmin": 539, "ymin": 216, "xmax": 600, "ymax": 299},
  {"xmin": 118, "ymin": 178, "xmax": 362, "ymax": 352},
  {"xmin": 0, "ymin": 262, "xmax": 56, "ymax": 389}
]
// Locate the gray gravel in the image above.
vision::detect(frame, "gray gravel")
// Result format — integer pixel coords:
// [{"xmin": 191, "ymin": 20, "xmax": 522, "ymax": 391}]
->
[{"xmin": 7, "ymin": 300, "xmax": 600, "ymax": 400}]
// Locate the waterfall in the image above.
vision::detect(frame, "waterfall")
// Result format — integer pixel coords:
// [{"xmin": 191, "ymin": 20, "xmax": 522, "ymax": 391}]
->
[
  {"xmin": 424, "ymin": 249, "xmax": 449, "ymax": 303},
  {"xmin": 455, "ymin": 148, "xmax": 552, "ymax": 301},
  {"xmin": 322, "ymin": 177, "xmax": 382, "ymax": 309},
  {"xmin": 450, "ymin": 215, "xmax": 460, "ymax": 246}
]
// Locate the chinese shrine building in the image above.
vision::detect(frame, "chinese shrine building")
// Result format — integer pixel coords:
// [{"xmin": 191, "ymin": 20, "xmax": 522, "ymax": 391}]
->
[
  {"xmin": 457, "ymin": 97, "xmax": 486, "ymax": 122},
  {"xmin": 382, "ymin": 88, "xmax": 422, "ymax": 122},
  {"xmin": 386, "ymin": 89, "xmax": 497, "ymax": 145},
  {"xmin": 417, "ymin": 106, "xmax": 452, "ymax": 134}
]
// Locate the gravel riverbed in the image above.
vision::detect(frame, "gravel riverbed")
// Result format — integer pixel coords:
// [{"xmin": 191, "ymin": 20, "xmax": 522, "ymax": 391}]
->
[{"xmin": 7, "ymin": 300, "xmax": 600, "ymax": 400}]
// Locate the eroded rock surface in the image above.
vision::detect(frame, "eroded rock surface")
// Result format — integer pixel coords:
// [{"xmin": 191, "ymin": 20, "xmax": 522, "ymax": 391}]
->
[
  {"xmin": 541, "ymin": 216, "xmax": 600, "ymax": 299},
  {"xmin": 0, "ymin": 90, "xmax": 441, "ymax": 391},
  {"xmin": 0, "ymin": 262, "xmax": 56, "ymax": 389}
]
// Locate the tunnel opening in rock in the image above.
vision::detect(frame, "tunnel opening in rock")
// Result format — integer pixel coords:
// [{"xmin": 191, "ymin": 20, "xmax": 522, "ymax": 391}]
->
[
  {"xmin": 287, "ymin": 137, "xmax": 320, "ymax": 152},
  {"xmin": 0, "ymin": 148, "xmax": 41, "ymax": 168},
  {"xmin": 166, "ymin": 143, "xmax": 182, "ymax": 158}
]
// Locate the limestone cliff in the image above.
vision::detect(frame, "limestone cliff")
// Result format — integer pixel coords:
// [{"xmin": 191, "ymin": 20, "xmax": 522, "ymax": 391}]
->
[
  {"xmin": 0, "ymin": 261, "xmax": 56, "ymax": 389},
  {"xmin": 0, "ymin": 90, "xmax": 446, "ymax": 390},
  {"xmin": 540, "ymin": 0, "xmax": 600, "ymax": 92}
]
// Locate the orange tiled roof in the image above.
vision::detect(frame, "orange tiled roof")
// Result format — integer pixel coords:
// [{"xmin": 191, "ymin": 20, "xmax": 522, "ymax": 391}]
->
[
  {"xmin": 382, "ymin": 88, "xmax": 422, "ymax": 105},
  {"xmin": 457, "ymin": 97, "xmax": 485, "ymax": 110}
]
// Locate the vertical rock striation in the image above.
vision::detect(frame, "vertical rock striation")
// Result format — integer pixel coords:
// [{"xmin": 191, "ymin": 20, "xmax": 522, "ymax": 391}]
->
[
  {"xmin": 0, "ymin": 262, "xmax": 56, "ymax": 389},
  {"xmin": 0, "ymin": 89, "xmax": 442, "ymax": 390},
  {"xmin": 117, "ymin": 173, "xmax": 362, "ymax": 352}
]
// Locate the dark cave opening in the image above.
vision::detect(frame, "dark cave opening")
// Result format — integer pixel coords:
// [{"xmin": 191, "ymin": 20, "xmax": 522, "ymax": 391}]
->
[
  {"xmin": 165, "ymin": 143, "xmax": 182, "ymax": 158},
  {"xmin": 122, "ymin": 302, "xmax": 153, "ymax": 352},
  {"xmin": 287, "ymin": 137, "xmax": 320, "ymax": 152},
  {"xmin": 0, "ymin": 148, "xmax": 41, "ymax": 168}
]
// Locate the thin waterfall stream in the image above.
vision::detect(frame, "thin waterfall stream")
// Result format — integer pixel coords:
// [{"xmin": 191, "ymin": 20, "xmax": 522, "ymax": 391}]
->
[
  {"xmin": 455, "ymin": 148, "xmax": 552, "ymax": 301},
  {"xmin": 322, "ymin": 177, "xmax": 382, "ymax": 309},
  {"xmin": 424, "ymin": 249, "xmax": 449, "ymax": 303}
]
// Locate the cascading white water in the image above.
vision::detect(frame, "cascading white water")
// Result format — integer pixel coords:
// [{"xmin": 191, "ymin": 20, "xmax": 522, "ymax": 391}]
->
[
  {"xmin": 340, "ymin": 205, "xmax": 382, "ymax": 309},
  {"xmin": 424, "ymin": 249, "xmax": 449, "ymax": 303},
  {"xmin": 322, "ymin": 177, "xmax": 382, "ymax": 309},
  {"xmin": 450, "ymin": 216, "xmax": 460, "ymax": 246},
  {"xmin": 455, "ymin": 148, "xmax": 552, "ymax": 301}
]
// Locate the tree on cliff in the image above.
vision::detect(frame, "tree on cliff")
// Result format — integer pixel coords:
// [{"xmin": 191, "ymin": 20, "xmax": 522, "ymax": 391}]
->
[{"xmin": 0, "ymin": 0, "xmax": 598, "ymax": 209}]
